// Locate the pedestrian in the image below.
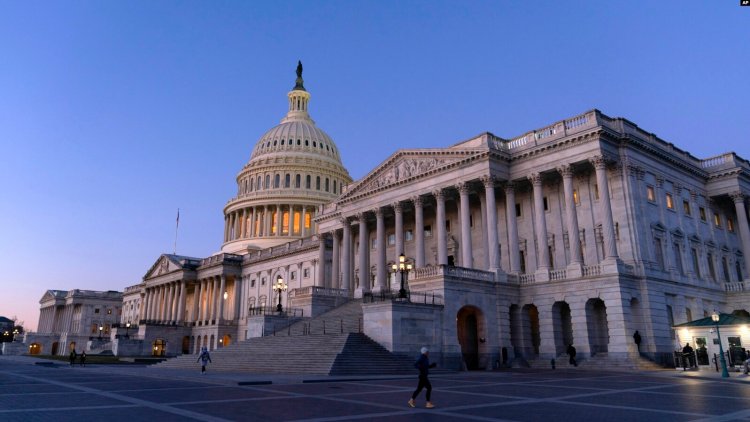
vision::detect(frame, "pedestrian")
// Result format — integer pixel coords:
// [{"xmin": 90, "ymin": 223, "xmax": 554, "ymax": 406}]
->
[
  {"xmin": 633, "ymin": 330, "xmax": 642, "ymax": 353},
  {"xmin": 408, "ymin": 346, "xmax": 437, "ymax": 409},
  {"xmin": 682, "ymin": 342, "xmax": 695, "ymax": 368},
  {"xmin": 197, "ymin": 347, "xmax": 211, "ymax": 374},
  {"xmin": 80, "ymin": 351, "xmax": 87, "ymax": 367},
  {"xmin": 567, "ymin": 344, "xmax": 577, "ymax": 367},
  {"xmin": 69, "ymin": 349, "xmax": 77, "ymax": 367}
]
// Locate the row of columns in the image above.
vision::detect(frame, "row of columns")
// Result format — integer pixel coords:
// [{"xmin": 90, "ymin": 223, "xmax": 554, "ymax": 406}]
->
[
  {"xmin": 731, "ymin": 192, "xmax": 750, "ymax": 279},
  {"xmin": 141, "ymin": 280, "xmax": 187, "ymax": 324},
  {"xmin": 323, "ymin": 155, "xmax": 621, "ymax": 292},
  {"xmin": 224, "ymin": 205, "xmax": 315, "ymax": 242}
]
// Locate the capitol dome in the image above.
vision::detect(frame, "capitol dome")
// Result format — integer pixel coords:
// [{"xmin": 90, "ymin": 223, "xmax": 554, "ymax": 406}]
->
[{"xmin": 221, "ymin": 62, "xmax": 352, "ymax": 254}]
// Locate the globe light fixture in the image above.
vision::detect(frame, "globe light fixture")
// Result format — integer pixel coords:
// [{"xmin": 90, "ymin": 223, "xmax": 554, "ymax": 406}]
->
[
  {"xmin": 391, "ymin": 253, "xmax": 413, "ymax": 299},
  {"xmin": 274, "ymin": 278, "xmax": 288, "ymax": 313}
]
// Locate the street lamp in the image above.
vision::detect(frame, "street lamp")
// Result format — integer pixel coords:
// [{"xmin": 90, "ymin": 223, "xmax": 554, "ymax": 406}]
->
[
  {"xmin": 125, "ymin": 321, "xmax": 131, "ymax": 338},
  {"xmin": 711, "ymin": 310, "xmax": 730, "ymax": 378},
  {"xmin": 391, "ymin": 253, "xmax": 413, "ymax": 299},
  {"xmin": 274, "ymin": 278, "xmax": 287, "ymax": 313},
  {"xmin": 98, "ymin": 325, "xmax": 103, "ymax": 340}
]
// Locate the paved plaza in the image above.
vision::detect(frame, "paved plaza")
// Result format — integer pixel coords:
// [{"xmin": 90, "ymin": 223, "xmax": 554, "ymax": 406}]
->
[{"xmin": 1, "ymin": 357, "xmax": 750, "ymax": 421}]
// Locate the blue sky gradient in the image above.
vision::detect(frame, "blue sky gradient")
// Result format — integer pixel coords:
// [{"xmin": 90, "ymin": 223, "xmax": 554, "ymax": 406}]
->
[{"xmin": 1, "ymin": 1, "xmax": 747, "ymax": 329}]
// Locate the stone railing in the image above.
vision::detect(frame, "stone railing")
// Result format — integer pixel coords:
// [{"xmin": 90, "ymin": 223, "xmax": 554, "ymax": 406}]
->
[
  {"xmin": 519, "ymin": 273, "xmax": 536, "ymax": 284},
  {"xmin": 200, "ymin": 253, "xmax": 243, "ymax": 267},
  {"xmin": 247, "ymin": 237, "xmax": 320, "ymax": 261},
  {"xmin": 564, "ymin": 114, "xmax": 589, "ymax": 130},
  {"xmin": 289, "ymin": 286, "xmax": 348, "ymax": 298},
  {"xmin": 411, "ymin": 265, "xmax": 495, "ymax": 282},
  {"xmin": 227, "ymin": 188, "xmax": 333, "ymax": 205},
  {"xmin": 725, "ymin": 281, "xmax": 749, "ymax": 292},
  {"xmin": 582, "ymin": 264, "xmax": 602, "ymax": 277},
  {"xmin": 549, "ymin": 269, "xmax": 567, "ymax": 281}
]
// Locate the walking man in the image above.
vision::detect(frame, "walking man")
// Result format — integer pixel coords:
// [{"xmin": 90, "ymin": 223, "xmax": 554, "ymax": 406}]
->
[
  {"xmin": 197, "ymin": 347, "xmax": 212, "ymax": 374},
  {"xmin": 80, "ymin": 351, "xmax": 87, "ymax": 367},
  {"xmin": 408, "ymin": 347, "xmax": 436, "ymax": 409},
  {"xmin": 69, "ymin": 349, "xmax": 77, "ymax": 367},
  {"xmin": 567, "ymin": 344, "xmax": 577, "ymax": 367}
]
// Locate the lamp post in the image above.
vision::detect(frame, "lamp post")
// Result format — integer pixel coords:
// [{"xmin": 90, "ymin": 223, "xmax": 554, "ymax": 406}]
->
[
  {"xmin": 98, "ymin": 325, "xmax": 103, "ymax": 340},
  {"xmin": 391, "ymin": 253, "xmax": 413, "ymax": 299},
  {"xmin": 274, "ymin": 278, "xmax": 287, "ymax": 313},
  {"xmin": 125, "ymin": 321, "xmax": 131, "ymax": 338},
  {"xmin": 712, "ymin": 310, "xmax": 730, "ymax": 378}
]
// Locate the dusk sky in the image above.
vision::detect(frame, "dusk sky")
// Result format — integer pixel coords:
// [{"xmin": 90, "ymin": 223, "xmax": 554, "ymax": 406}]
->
[{"xmin": 1, "ymin": 1, "xmax": 747, "ymax": 330}]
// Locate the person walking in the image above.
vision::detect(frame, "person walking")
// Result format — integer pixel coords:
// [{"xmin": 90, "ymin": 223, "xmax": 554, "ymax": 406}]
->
[
  {"xmin": 408, "ymin": 347, "xmax": 437, "ymax": 409},
  {"xmin": 80, "ymin": 351, "xmax": 87, "ymax": 367},
  {"xmin": 633, "ymin": 330, "xmax": 642, "ymax": 353},
  {"xmin": 567, "ymin": 344, "xmax": 577, "ymax": 367},
  {"xmin": 69, "ymin": 349, "xmax": 77, "ymax": 367},
  {"xmin": 197, "ymin": 347, "xmax": 211, "ymax": 374},
  {"xmin": 682, "ymin": 342, "xmax": 695, "ymax": 368}
]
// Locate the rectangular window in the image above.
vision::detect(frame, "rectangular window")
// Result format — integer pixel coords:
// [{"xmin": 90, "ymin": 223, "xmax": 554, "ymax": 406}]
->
[
  {"xmin": 728, "ymin": 336, "xmax": 742, "ymax": 348},
  {"xmin": 699, "ymin": 207, "xmax": 707, "ymax": 222},
  {"xmin": 515, "ymin": 203, "xmax": 522, "ymax": 217},
  {"xmin": 387, "ymin": 234, "xmax": 395, "ymax": 245},
  {"xmin": 424, "ymin": 225, "xmax": 432, "ymax": 237},
  {"xmin": 727, "ymin": 218, "xmax": 735, "ymax": 232},
  {"xmin": 445, "ymin": 220, "xmax": 451, "ymax": 232},
  {"xmin": 646, "ymin": 185, "xmax": 656, "ymax": 202},
  {"xmin": 291, "ymin": 271, "xmax": 296, "ymax": 280},
  {"xmin": 305, "ymin": 212, "xmax": 311, "ymax": 229},
  {"xmin": 666, "ymin": 305, "xmax": 675, "ymax": 339},
  {"xmin": 736, "ymin": 260, "xmax": 743, "ymax": 281},
  {"xmin": 293, "ymin": 211, "xmax": 301, "ymax": 234},
  {"xmin": 95, "ymin": 309, "xmax": 100, "ymax": 314},
  {"xmin": 91, "ymin": 324, "xmax": 98, "ymax": 334},
  {"xmin": 673, "ymin": 243, "xmax": 684, "ymax": 275},
  {"xmin": 722, "ymin": 257, "xmax": 730, "ymax": 282},
  {"xmin": 691, "ymin": 248, "xmax": 700, "ymax": 277},
  {"xmin": 654, "ymin": 238, "xmax": 665, "ymax": 270},
  {"xmin": 519, "ymin": 250, "xmax": 526, "ymax": 273},
  {"xmin": 707, "ymin": 253, "xmax": 716, "ymax": 281},
  {"xmin": 469, "ymin": 214, "xmax": 474, "ymax": 227},
  {"xmin": 543, "ymin": 197, "xmax": 549, "ymax": 211},
  {"xmin": 548, "ymin": 246, "xmax": 554, "ymax": 268},
  {"xmin": 107, "ymin": 309, "xmax": 112, "ymax": 315},
  {"xmin": 282, "ymin": 211, "xmax": 290, "ymax": 234},
  {"xmin": 405, "ymin": 229, "xmax": 414, "ymax": 241},
  {"xmin": 573, "ymin": 189, "xmax": 580, "ymax": 205},
  {"xmin": 714, "ymin": 213, "xmax": 722, "ymax": 228},
  {"xmin": 666, "ymin": 193, "xmax": 674, "ymax": 210},
  {"xmin": 303, "ymin": 269, "xmax": 310, "ymax": 278},
  {"xmin": 683, "ymin": 200, "xmax": 691, "ymax": 216},
  {"xmin": 371, "ymin": 238, "xmax": 377, "ymax": 249}
]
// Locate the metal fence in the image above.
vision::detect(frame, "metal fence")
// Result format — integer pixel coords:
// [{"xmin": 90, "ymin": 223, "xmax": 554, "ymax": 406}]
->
[
  {"xmin": 362, "ymin": 291, "xmax": 444, "ymax": 306},
  {"xmin": 247, "ymin": 307, "xmax": 304, "ymax": 318}
]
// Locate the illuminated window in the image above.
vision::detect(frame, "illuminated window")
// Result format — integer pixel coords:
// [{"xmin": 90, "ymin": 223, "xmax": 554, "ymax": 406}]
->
[
  {"xmin": 727, "ymin": 218, "xmax": 735, "ymax": 232},
  {"xmin": 665, "ymin": 193, "xmax": 674, "ymax": 210},
  {"xmin": 714, "ymin": 213, "xmax": 722, "ymax": 228},
  {"xmin": 573, "ymin": 189, "xmax": 580, "ymax": 205},
  {"xmin": 683, "ymin": 200, "xmax": 691, "ymax": 216},
  {"xmin": 282, "ymin": 211, "xmax": 289, "ymax": 234},
  {"xmin": 271, "ymin": 213, "xmax": 277, "ymax": 235},
  {"xmin": 304, "ymin": 212, "xmax": 311, "ymax": 229},
  {"xmin": 646, "ymin": 185, "xmax": 655, "ymax": 202},
  {"xmin": 293, "ymin": 211, "xmax": 301, "ymax": 234}
]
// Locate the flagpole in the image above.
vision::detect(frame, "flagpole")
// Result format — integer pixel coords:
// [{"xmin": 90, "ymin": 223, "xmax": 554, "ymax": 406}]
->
[{"xmin": 174, "ymin": 208, "xmax": 180, "ymax": 255}]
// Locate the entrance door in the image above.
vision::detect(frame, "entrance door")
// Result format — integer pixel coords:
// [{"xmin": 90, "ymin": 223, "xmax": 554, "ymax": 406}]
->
[
  {"xmin": 51, "ymin": 342, "xmax": 59, "ymax": 356},
  {"xmin": 152, "ymin": 339, "xmax": 166, "ymax": 356},
  {"xmin": 694, "ymin": 337, "xmax": 709, "ymax": 366},
  {"xmin": 457, "ymin": 307, "xmax": 481, "ymax": 370}
]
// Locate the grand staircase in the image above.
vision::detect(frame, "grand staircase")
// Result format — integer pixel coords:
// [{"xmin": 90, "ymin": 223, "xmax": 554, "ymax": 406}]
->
[
  {"xmin": 154, "ymin": 300, "xmax": 415, "ymax": 375},
  {"xmin": 527, "ymin": 353, "xmax": 667, "ymax": 371}
]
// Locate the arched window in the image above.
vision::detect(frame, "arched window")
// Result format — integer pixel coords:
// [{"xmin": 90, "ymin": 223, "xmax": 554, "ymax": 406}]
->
[
  {"xmin": 297, "ymin": 139, "xmax": 301, "ymax": 146},
  {"xmin": 295, "ymin": 174, "xmax": 301, "ymax": 188},
  {"xmin": 249, "ymin": 177, "xmax": 254, "ymax": 192},
  {"xmin": 280, "ymin": 139, "xmax": 285, "ymax": 145},
  {"xmin": 285, "ymin": 174, "xmax": 291, "ymax": 188},
  {"xmin": 305, "ymin": 140, "xmax": 309, "ymax": 146},
  {"xmin": 333, "ymin": 180, "xmax": 337, "ymax": 194},
  {"xmin": 325, "ymin": 178, "xmax": 330, "ymax": 192},
  {"xmin": 274, "ymin": 174, "xmax": 280, "ymax": 188},
  {"xmin": 273, "ymin": 140, "xmax": 277, "ymax": 146},
  {"xmin": 306, "ymin": 175, "xmax": 311, "ymax": 189},
  {"xmin": 264, "ymin": 175, "xmax": 270, "ymax": 189},
  {"xmin": 313, "ymin": 141, "xmax": 317, "ymax": 148},
  {"xmin": 316, "ymin": 176, "xmax": 321, "ymax": 190},
  {"xmin": 257, "ymin": 177, "xmax": 262, "ymax": 191}
]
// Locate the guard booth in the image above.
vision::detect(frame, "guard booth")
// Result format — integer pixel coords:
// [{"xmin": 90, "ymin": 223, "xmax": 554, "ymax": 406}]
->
[{"xmin": 673, "ymin": 312, "xmax": 750, "ymax": 372}]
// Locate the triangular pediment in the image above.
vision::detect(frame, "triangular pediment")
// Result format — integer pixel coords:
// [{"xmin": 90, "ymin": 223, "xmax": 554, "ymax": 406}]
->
[
  {"xmin": 338, "ymin": 148, "xmax": 485, "ymax": 202},
  {"xmin": 144, "ymin": 254, "xmax": 184, "ymax": 280},
  {"xmin": 39, "ymin": 290, "xmax": 67, "ymax": 304}
]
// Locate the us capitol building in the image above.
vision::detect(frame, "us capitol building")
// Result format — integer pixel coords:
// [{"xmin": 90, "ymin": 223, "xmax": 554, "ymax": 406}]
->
[{"xmin": 27, "ymin": 63, "xmax": 750, "ymax": 370}]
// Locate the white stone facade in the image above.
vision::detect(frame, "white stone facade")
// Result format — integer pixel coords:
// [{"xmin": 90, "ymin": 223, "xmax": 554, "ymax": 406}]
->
[{"xmin": 86, "ymin": 66, "xmax": 750, "ymax": 368}]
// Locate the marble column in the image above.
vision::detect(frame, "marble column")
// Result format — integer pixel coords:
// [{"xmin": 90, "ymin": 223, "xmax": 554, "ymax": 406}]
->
[
  {"xmin": 141, "ymin": 290, "xmax": 149, "ymax": 322},
  {"xmin": 301, "ymin": 206, "xmax": 307, "ymax": 237},
  {"xmin": 505, "ymin": 183, "xmax": 521, "ymax": 273},
  {"xmin": 559, "ymin": 165, "xmax": 583, "ymax": 265},
  {"xmin": 434, "ymin": 189, "xmax": 448, "ymax": 265},
  {"xmin": 732, "ymin": 192, "xmax": 750, "ymax": 278},
  {"xmin": 276, "ymin": 204, "xmax": 283, "ymax": 236},
  {"xmin": 224, "ymin": 216, "xmax": 229, "ymax": 242},
  {"xmin": 590, "ymin": 155, "xmax": 619, "ymax": 260},
  {"xmin": 394, "ymin": 202, "xmax": 404, "ymax": 256},
  {"xmin": 341, "ymin": 219, "xmax": 352, "ymax": 292},
  {"xmin": 375, "ymin": 207, "xmax": 387, "ymax": 291},
  {"xmin": 218, "ymin": 275, "xmax": 226, "ymax": 322},
  {"xmin": 317, "ymin": 233, "xmax": 326, "ymax": 287},
  {"xmin": 195, "ymin": 281, "xmax": 204, "ymax": 322},
  {"xmin": 358, "ymin": 214, "xmax": 370, "ymax": 293},
  {"xmin": 263, "ymin": 205, "xmax": 270, "ymax": 237},
  {"xmin": 529, "ymin": 173, "xmax": 550, "ymax": 270},
  {"xmin": 458, "ymin": 182, "xmax": 473, "ymax": 268},
  {"xmin": 332, "ymin": 230, "xmax": 341, "ymax": 289},
  {"xmin": 482, "ymin": 176, "xmax": 500, "ymax": 271},
  {"xmin": 413, "ymin": 196, "xmax": 425, "ymax": 268},
  {"xmin": 233, "ymin": 276, "xmax": 242, "ymax": 320}
]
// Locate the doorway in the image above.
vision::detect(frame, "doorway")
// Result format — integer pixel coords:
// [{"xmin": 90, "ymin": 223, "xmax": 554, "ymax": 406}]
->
[
  {"xmin": 152, "ymin": 339, "xmax": 166, "ymax": 356},
  {"xmin": 457, "ymin": 306, "xmax": 484, "ymax": 370}
]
